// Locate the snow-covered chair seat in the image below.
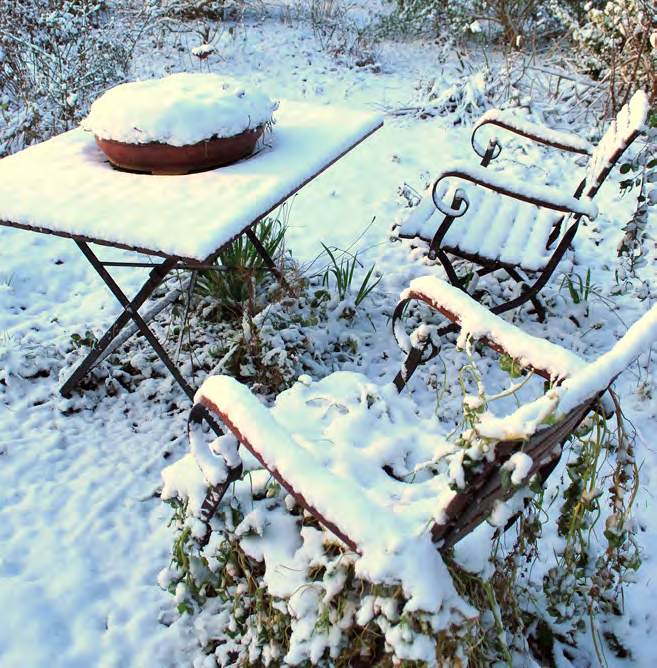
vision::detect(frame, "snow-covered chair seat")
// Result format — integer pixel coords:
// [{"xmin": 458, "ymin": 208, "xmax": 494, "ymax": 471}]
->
[
  {"xmin": 190, "ymin": 277, "xmax": 657, "ymax": 555},
  {"xmin": 396, "ymin": 90, "xmax": 650, "ymax": 321}
]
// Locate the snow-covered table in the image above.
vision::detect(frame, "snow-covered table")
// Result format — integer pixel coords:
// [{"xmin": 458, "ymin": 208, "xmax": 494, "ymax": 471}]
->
[{"xmin": 0, "ymin": 102, "xmax": 383, "ymax": 399}]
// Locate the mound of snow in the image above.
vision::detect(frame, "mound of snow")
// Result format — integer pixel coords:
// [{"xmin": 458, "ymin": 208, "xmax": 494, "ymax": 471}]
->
[{"xmin": 83, "ymin": 73, "xmax": 278, "ymax": 146}]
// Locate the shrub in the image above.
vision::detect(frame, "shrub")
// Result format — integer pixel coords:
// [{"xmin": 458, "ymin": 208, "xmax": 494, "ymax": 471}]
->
[
  {"xmin": 195, "ymin": 216, "xmax": 289, "ymax": 322},
  {"xmin": 385, "ymin": 0, "xmax": 578, "ymax": 44},
  {"xmin": 159, "ymin": 0, "xmax": 247, "ymax": 21},
  {"xmin": 0, "ymin": 0, "xmax": 155, "ymax": 156},
  {"xmin": 616, "ymin": 108, "xmax": 657, "ymax": 295},
  {"xmin": 570, "ymin": 0, "xmax": 656, "ymax": 112}
]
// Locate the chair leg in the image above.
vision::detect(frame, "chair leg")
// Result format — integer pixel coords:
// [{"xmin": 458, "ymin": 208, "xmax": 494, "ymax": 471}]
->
[
  {"xmin": 391, "ymin": 295, "xmax": 459, "ymax": 390},
  {"xmin": 435, "ymin": 249, "xmax": 466, "ymax": 291},
  {"xmin": 505, "ymin": 267, "xmax": 547, "ymax": 322},
  {"xmin": 393, "ymin": 342, "xmax": 428, "ymax": 392},
  {"xmin": 188, "ymin": 403, "xmax": 244, "ymax": 547}
]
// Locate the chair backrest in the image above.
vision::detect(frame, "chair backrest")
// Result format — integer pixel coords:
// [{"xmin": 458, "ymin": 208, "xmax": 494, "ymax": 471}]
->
[{"xmin": 577, "ymin": 90, "xmax": 650, "ymax": 199}]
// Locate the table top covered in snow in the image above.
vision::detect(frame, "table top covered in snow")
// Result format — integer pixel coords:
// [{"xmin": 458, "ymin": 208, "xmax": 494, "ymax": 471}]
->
[{"xmin": 0, "ymin": 102, "xmax": 382, "ymax": 262}]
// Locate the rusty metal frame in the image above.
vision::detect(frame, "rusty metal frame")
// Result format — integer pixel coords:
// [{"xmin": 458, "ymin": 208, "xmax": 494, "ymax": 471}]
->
[{"xmin": 59, "ymin": 229, "xmax": 285, "ymax": 402}]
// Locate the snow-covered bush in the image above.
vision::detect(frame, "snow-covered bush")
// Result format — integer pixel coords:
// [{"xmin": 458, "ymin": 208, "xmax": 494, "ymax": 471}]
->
[
  {"xmin": 160, "ymin": 0, "xmax": 248, "ymax": 21},
  {"xmin": 570, "ymin": 0, "xmax": 656, "ymax": 112},
  {"xmin": 616, "ymin": 108, "xmax": 657, "ymax": 294},
  {"xmin": 394, "ymin": 68, "xmax": 496, "ymax": 124},
  {"xmin": 295, "ymin": 0, "xmax": 380, "ymax": 69},
  {"xmin": 0, "ymin": 0, "xmax": 155, "ymax": 156},
  {"xmin": 385, "ymin": 0, "xmax": 583, "ymax": 44},
  {"xmin": 161, "ymin": 470, "xmax": 477, "ymax": 666}
]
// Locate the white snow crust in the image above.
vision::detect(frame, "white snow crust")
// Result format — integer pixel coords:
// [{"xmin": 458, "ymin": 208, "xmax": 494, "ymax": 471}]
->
[
  {"xmin": 193, "ymin": 372, "xmax": 469, "ymax": 618},
  {"xmin": 83, "ymin": 73, "xmax": 278, "ymax": 146}
]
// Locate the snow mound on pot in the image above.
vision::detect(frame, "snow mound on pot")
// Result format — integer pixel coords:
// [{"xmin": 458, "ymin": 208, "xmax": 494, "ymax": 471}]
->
[{"xmin": 83, "ymin": 73, "xmax": 278, "ymax": 146}]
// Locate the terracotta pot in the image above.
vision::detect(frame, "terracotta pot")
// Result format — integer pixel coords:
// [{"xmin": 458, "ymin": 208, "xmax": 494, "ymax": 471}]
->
[{"xmin": 95, "ymin": 125, "xmax": 265, "ymax": 175}]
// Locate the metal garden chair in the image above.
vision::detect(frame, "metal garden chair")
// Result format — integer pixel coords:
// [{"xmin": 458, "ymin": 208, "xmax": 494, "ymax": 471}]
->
[
  {"xmin": 396, "ymin": 90, "xmax": 649, "ymax": 323},
  {"xmin": 188, "ymin": 277, "xmax": 657, "ymax": 554}
]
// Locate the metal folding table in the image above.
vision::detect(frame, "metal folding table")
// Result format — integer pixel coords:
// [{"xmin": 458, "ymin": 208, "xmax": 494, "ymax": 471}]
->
[{"xmin": 0, "ymin": 102, "xmax": 383, "ymax": 401}]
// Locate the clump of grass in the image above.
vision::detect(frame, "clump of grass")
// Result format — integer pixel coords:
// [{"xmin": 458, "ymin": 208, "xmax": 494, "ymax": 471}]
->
[
  {"xmin": 195, "ymin": 215, "xmax": 289, "ymax": 322},
  {"xmin": 318, "ymin": 242, "xmax": 382, "ymax": 308}
]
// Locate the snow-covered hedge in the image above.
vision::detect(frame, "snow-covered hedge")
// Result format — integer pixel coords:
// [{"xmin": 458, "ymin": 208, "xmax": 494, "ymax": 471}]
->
[{"xmin": 0, "ymin": 0, "xmax": 156, "ymax": 156}]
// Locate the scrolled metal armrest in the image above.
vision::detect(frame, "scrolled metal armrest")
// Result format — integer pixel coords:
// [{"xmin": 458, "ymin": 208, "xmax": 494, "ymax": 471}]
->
[
  {"xmin": 429, "ymin": 161, "xmax": 598, "ymax": 220},
  {"xmin": 471, "ymin": 134, "xmax": 503, "ymax": 164},
  {"xmin": 471, "ymin": 109, "xmax": 593, "ymax": 163},
  {"xmin": 431, "ymin": 180, "xmax": 470, "ymax": 218}
]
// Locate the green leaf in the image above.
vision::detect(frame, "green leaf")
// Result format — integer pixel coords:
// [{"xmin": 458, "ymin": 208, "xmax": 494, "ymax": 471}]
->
[
  {"xmin": 500, "ymin": 354, "xmax": 522, "ymax": 378},
  {"xmin": 501, "ymin": 466, "xmax": 513, "ymax": 492},
  {"xmin": 177, "ymin": 601, "xmax": 194, "ymax": 615}
]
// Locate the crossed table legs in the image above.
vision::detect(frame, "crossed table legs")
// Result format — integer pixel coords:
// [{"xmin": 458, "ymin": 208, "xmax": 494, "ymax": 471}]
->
[{"xmin": 60, "ymin": 230, "xmax": 284, "ymax": 402}]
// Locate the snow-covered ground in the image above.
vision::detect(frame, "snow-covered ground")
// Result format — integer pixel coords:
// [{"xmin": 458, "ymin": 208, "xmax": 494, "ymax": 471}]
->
[{"xmin": 1, "ymin": 7, "xmax": 656, "ymax": 667}]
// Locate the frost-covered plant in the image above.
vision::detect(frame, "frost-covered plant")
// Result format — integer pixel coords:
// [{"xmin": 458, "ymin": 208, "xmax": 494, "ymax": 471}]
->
[
  {"xmin": 298, "ymin": 0, "xmax": 380, "ymax": 69},
  {"xmin": 160, "ymin": 374, "xmax": 642, "ymax": 666},
  {"xmin": 539, "ymin": 395, "xmax": 642, "ymax": 662},
  {"xmin": 616, "ymin": 108, "xmax": 657, "ymax": 295},
  {"xmin": 0, "ymin": 0, "xmax": 156, "ymax": 156},
  {"xmin": 205, "ymin": 300, "xmax": 305, "ymax": 393},
  {"xmin": 383, "ymin": 0, "xmax": 476, "ymax": 39},
  {"xmin": 569, "ymin": 0, "xmax": 656, "ymax": 112},
  {"xmin": 161, "ymin": 465, "xmax": 478, "ymax": 666},
  {"xmin": 0, "ymin": 330, "xmax": 61, "ymax": 383},
  {"xmin": 384, "ymin": 0, "xmax": 585, "ymax": 44},
  {"xmin": 160, "ymin": 0, "xmax": 247, "ymax": 21},
  {"xmin": 457, "ymin": 386, "xmax": 643, "ymax": 664},
  {"xmin": 200, "ymin": 282, "xmax": 368, "ymax": 395},
  {"xmin": 191, "ymin": 214, "xmax": 368, "ymax": 393},
  {"xmin": 195, "ymin": 216, "xmax": 289, "ymax": 322},
  {"xmin": 317, "ymin": 243, "xmax": 382, "ymax": 309},
  {"xmin": 392, "ymin": 66, "xmax": 495, "ymax": 124}
]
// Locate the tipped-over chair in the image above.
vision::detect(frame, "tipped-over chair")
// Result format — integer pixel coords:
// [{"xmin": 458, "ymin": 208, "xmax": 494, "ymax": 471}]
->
[
  {"xmin": 189, "ymin": 277, "xmax": 657, "ymax": 558},
  {"xmin": 396, "ymin": 90, "xmax": 649, "ymax": 322}
]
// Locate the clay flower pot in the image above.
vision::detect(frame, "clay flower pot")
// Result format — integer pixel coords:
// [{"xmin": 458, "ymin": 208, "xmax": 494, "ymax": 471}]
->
[
  {"xmin": 95, "ymin": 125, "xmax": 265, "ymax": 175},
  {"xmin": 83, "ymin": 73, "xmax": 277, "ymax": 175}
]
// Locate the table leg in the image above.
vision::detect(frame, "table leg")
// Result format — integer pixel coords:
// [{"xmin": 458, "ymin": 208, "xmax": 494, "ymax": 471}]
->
[
  {"xmin": 60, "ymin": 241, "xmax": 196, "ymax": 401},
  {"xmin": 244, "ymin": 227, "xmax": 290, "ymax": 291}
]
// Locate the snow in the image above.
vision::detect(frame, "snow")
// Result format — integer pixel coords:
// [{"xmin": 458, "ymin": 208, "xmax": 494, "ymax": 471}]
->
[
  {"xmin": 404, "ymin": 275, "xmax": 587, "ymax": 379},
  {"xmin": 83, "ymin": 73, "xmax": 278, "ymax": 146},
  {"xmin": 503, "ymin": 451, "xmax": 535, "ymax": 486},
  {"xmin": 0, "ymin": 8, "xmax": 656, "ymax": 668},
  {"xmin": 0, "ymin": 102, "xmax": 383, "ymax": 262},
  {"xmin": 194, "ymin": 373, "xmax": 460, "ymax": 555},
  {"xmin": 472, "ymin": 108, "xmax": 594, "ymax": 156}
]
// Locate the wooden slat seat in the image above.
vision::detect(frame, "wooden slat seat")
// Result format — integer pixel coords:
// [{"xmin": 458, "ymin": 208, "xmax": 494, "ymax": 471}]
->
[{"xmin": 399, "ymin": 185, "xmax": 566, "ymax": 272}]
